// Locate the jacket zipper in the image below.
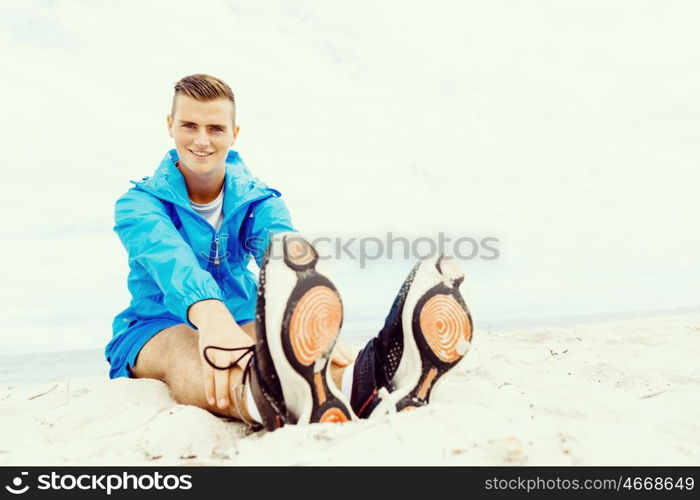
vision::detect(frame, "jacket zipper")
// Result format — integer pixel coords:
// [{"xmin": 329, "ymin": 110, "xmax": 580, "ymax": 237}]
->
[
  {"xmin": 211, "ymin": 193, "xmax": 269, "ymax": 268},
  {"xmin": 134, "ymin": 184, "xmax": 272, "ymax": 270},
  {"xmin": 213, "ymin": 235, "xmax": 220, "ymax": 266}
]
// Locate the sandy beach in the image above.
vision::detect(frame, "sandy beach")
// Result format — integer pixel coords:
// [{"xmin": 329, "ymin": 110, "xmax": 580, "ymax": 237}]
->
[
  {"xmin": 2, "ymin": 0, "xmax": 699, "ymax": 475},
  {"xmin": 1, "ymin": 313, "xmax": 698, "ymax": 466}
]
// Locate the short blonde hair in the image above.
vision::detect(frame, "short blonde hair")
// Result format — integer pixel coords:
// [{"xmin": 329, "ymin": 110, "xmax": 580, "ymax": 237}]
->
[{"xmin": 171, "ymin": 74, "xmax": 236, "ymax": 124}]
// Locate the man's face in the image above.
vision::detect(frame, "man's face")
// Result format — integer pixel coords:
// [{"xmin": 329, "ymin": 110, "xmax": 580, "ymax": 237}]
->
[{"xmin": 167, "ymin": 94, "xmax": 239, "ymax": 177}]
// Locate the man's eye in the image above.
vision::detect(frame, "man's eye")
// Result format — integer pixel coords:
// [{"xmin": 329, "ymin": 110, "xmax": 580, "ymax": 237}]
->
[
  {"xmin": 183, "ymin": 123, "xmax": 195, "ymax": 128},
  {"xmin": 211, "ymin": 127, "xmax": 224, "ymax": 132}
]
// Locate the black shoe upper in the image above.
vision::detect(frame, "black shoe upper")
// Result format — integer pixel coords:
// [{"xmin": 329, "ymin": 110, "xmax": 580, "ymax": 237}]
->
[
  {"xmin": 249, "ymin": 249, "xmax": 291, "ymax": 430},
  {"xmin": 350, "ymin": 262, "xmax": 420, "ymax": 417}
]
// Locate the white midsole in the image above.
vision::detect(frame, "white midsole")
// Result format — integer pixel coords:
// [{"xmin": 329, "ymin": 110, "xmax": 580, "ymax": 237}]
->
[
  {"xmin": 262, "ymin": 234, "xmax": 313, "ymax": 424},
  {"xmin": 387, "ymin": 258, "xmax": 440, "ymax": 406},
  {"xmin": 369, "ymin": 256, "xmax": 469, "ymax": 416},
  {"xmin": 261, "ymin": 233, "xmax": 352, "ymax": 424}
]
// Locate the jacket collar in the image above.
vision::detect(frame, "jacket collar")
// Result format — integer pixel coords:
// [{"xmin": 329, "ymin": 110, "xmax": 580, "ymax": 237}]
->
[{"xmin": 135, "ymin": 149, "xmax": 268, "ymax": 213}]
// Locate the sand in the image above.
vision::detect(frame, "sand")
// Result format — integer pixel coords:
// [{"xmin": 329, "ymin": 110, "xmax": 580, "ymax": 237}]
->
[{"xmin": 1, "ymin": 313, "xmax": 698, "ymax": 466}]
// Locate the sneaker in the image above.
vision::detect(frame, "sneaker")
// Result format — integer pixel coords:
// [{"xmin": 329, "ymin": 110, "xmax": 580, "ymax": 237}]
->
[
  {"xmin": 247, "ymin": 233, "xmax": 354, "ymax": 430},
  {"xmin": 350, "ymin": 255, "xmax": 473, "ymax": 417}
]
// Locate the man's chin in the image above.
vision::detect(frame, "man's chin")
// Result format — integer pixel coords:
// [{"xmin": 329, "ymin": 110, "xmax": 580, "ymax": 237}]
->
[{"xmin": 178, "ymin": 159, "xmax": 225, "ymax": 177}]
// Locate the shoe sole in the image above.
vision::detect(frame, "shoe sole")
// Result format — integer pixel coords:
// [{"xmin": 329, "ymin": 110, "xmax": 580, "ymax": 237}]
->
[
  {"xmin": 389, "ymin": 255, "xmax": 473, "ymax": 412},
  {"xmin": 258, "ymin": 234, "xmax": 354, "ymax": 425}
]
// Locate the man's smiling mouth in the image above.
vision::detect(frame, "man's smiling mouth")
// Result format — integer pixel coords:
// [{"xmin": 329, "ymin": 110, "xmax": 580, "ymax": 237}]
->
[{"xmin": 189, "ymin": 149, "xmax": 213, "ymax": 157}]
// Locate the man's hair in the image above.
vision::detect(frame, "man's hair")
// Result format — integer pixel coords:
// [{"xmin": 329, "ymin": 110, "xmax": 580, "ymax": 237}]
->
[{"xmin": 171, "ymin": 74, "xmax": 236, "ymax": 124}]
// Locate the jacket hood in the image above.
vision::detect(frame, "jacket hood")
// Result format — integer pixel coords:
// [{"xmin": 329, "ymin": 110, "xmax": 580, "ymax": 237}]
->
[{"xmin": 133, "ymin": 149, "xmax": 276, "ymax": 213}]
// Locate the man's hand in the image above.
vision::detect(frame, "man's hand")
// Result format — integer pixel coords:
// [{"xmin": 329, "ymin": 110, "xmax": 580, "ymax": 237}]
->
[
  {"xmin": 331, "ymin": 338, "xmax": 355, "ymax": 367},
  {"xmin": 189, "ymin": 300, "xmax": 254, "ymax": 411}
]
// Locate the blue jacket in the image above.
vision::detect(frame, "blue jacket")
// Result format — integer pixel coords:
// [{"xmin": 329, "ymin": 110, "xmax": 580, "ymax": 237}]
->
[{"xmin": 109, "ymin": 149, "xmax": 295, "ymax": 345}]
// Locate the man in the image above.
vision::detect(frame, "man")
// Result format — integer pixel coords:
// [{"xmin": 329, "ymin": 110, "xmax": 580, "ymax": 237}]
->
[{"xmin": 106, "ymin": 74, "xmax": 473, "ymax": 430}]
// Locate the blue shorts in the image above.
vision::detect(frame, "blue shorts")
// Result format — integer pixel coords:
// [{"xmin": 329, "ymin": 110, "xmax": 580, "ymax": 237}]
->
[
  {"xmin": 105, "ymin": 316, "xmax": 255, "ymax": 379},
  {"xmin": 105, "ymin": 317, "xmax": 182, "ymax": 379}
]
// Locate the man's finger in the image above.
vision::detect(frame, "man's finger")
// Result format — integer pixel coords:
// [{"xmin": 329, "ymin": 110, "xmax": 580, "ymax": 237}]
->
[
  {"xmin": 238, "ymin": 349, "xmax": 253, "ymax": 370},
  {"xmin": 331, "ymin": 340, "xmax": 354, "ymax": 366},
  {"xmin": 331, "ymin": 349, "xmax": 351, "ymax": 367},
  {"xmin": 214, "ymin": 354, "xmax": 231, "ymax": 409},
  {"xmin": 202, "ymin": 361, "xmax": 216, "ymax": 407},
  {"xmin": 228, "ymin": 367, "xmax": 242, "ymax": 419},
  {"xmin": 339, "ymin": 340, "xmax": 355, "ymax": 362}
]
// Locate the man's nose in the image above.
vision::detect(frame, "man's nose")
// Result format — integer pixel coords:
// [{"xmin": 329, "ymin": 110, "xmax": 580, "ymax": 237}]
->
[{"xmin": 193, "ymin": 130, "xmax": 210, "ymax": 147}]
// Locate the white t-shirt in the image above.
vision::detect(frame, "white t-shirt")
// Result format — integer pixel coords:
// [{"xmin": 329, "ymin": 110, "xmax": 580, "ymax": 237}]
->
[{"xmin": 190, "ymin": 188, "xmax": 224, "ymax": 231}]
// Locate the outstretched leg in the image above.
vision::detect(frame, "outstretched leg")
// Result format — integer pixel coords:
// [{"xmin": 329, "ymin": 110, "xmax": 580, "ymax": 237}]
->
[
  {"xmin": 349, "ymin": 255, "xmax": 473, "ymax": 418},
  {"xmin": 130, "ymin": 321, "xmax": 256, "ymax": 420}
]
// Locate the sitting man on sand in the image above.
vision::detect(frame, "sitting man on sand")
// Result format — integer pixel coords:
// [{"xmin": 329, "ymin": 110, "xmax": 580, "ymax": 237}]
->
[{"xmin": 105, "ymin": 74, "xmax": 474, "ymax": 430}]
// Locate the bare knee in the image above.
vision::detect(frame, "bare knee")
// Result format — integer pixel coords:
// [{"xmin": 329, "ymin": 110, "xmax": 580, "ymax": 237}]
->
[
  {"xmin": 131, "ymin": 324, "xmax": 246, "ymax": 419},
  {"xmin": 131, "ymin": 324, "xmax": 197, "ymax": 381}
]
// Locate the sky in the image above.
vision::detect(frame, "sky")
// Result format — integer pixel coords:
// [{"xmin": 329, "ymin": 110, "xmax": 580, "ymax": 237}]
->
[{"xmin": 0, "ymin": 0, "xmax": 698, "ymax": 353}]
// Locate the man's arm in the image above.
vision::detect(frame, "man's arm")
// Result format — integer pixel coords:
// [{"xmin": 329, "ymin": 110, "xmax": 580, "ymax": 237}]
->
[
  {"xmin": 188, "ymin": 299, "xmax": 253, "ymax": 409},
  {"xmin": 115, "ymin": 189, "xmax": 252, "ymax": 409},
  {"xmin": 114, "ymin": 188, "xmax": 224, "ymax": 327}
]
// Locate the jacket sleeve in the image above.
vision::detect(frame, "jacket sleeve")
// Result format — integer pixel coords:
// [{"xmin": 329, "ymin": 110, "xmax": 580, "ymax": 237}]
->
[
  {"xmin": 240, "ymin": 190, "xmax": 297, "ymax": 267},
  {"xmin": 114, "ymin": 188, "xmax": 224, "ymax": 327}
]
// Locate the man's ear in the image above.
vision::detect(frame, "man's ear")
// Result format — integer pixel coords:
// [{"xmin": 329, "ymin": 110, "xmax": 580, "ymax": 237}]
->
[
  {"xmin": 231, "ymin": 124, "xmax": 240, "ymax": 145},
  {"xmin": 166, "ymin": 115, "xmax": 174, "ymax": 137}
]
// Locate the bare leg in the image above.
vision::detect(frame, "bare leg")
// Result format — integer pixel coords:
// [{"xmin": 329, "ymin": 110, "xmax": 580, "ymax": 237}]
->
[
  {"xmin": 130, "ymin": 321, "xmax": 351, "ymax": 420},
  {"xmin": 130, "ymin": 324, "xmax": 249, "ymax": 419}
]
